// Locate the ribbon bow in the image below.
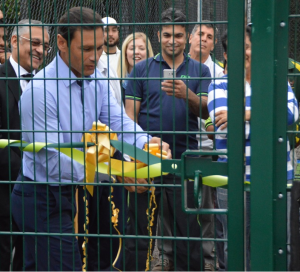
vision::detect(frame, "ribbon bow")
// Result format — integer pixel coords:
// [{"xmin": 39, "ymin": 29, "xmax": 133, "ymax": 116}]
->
[{"xmin": 81, "ymin": 121, "xmax": 118, "ymax": 196}]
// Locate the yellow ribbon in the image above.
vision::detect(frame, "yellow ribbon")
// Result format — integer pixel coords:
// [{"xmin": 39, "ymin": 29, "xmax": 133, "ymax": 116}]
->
[
  {"xmin": 145, "ymin": 185, "xmax": 157, "ymax": 271},
  {"xmin": 143, "ymin": 144, "xmax": 166, "ymax": 271},
  {"xmin": 0, "ymin": 140, "xmax": 235, "ymax": 187},
  {"xmin": 81, "ymin": 121, "xmax": 118, "ymax": 196},
  {"xmin": 0, "ymin": 139, "xmax": 165, "ymax": 179},
  {"xmin": 82, "ymin": 191, "xmax": 89, "ymax": 272},
  {"xmin": 291, "ymin": 60, "xmax": 300, "ymax": 72},
  {"xmin": 108, "ymin": 176, "xmax": 122, "ymax": 272}
]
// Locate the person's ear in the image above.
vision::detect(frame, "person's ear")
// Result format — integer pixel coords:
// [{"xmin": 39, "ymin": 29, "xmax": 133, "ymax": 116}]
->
[
  {"xmin": 157, "ymin": 31, "xmax": 160, "ymax": 43},
  {"xmin": 57, "ymin": 34, "xmax": 68, "ymax": 52},
  {"xmin": 10, "ymin": 35, "xmax": 18, "ymax": 51},
  {"xmin": 189, "ymin": 33, "xmax": 193, "ymax": 44},
  {"xmin": 209, "ymin": 37, "xmax": 216, "ymax": 52}
]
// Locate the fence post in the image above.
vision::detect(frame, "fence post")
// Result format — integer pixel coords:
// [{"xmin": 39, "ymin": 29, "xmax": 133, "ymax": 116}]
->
[
  {"xmin": 251, "ymin": 0, "xmax": 290, "ymax": 270},
  {"xmin": 227, "ymin": 0, "xmax": 245, "ymax": 270}
]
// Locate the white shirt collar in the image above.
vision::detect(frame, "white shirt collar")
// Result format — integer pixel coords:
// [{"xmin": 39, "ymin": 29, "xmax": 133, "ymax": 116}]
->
[
  {"xmin": 204, "ymin": 55, "xmax": 212, "ymax": 66},
  {"xmin": 97, "ymin": 58, "xmax": 107, "ymax": 74},
  {"xmin": 9, "ymin": 55, "xmax": 36, "ymax": 77},
  {"xmin": 102, "ymin": 47, "xmax": 120, "ymax": 56}
]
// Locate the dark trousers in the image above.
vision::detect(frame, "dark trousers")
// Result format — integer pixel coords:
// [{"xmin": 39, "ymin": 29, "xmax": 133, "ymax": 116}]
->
[
  {"xmin": 124, "ymin": 175, "xmax": 204, "ymax": 271},
  {"xmin": 0, "ymin": 215, "xmax": 23, "ymax": 271},
  {"xmin": 156, "ymin": 185, "xmax": 215, "ymax": 265},
  {"xmin": 0, "ymin": 184, "xmax": 23, "ymax": 271},
  {"xmin": 77, "ymin": 180, "xmax": 126, "ymax": 271},
  {"xmin": 11, "ymin": 175, "xmax": 82, "ymax": 271}
]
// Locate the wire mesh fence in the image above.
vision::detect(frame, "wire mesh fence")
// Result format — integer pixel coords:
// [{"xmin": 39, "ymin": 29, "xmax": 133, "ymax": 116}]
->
[
  {"xmin": 289, "ymin": 0, "xmax": 300, "ymax": 61},
  {"xmin": 2, "ymin": 0, "xmax": 229, "ymax": 64},
  {"xmin": 0, "ymin": 0, "xmax": 299, "ymax": 271},
  {"xmin": 2, "ymin": 0, "xmax": 300, "ymax": 63}
]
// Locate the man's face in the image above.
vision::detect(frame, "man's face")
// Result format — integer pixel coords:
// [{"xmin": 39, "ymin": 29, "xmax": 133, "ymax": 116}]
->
[
  {"xmin": 104, "ymin": 25, "xmax": 119, "ymax": 48},
  {"xmin": 61, "ymin": 28, "xmax": 104, "ymax": 77},
  {"xmin": 245, "ymin": 34, "xmax": 251, "ymax": 72},
  {"xmin": 0, "ymin": 10, "xmax": 3, "ymax": 20},
  {"xmin": 0, "ymin": 27, "xmax": 8, "ymax": 52},
  {"xmin": 11, "ymin": 26, "xmax": 49, "ymax": 71},
  {"xmin": 189, "ymin": 25, "xmax": 215, "ymax": 59},
  {"xmin": 158, "ymin": 25, "xmax": 186, "ymax": 59},
  {"xmin": 0, "ymin": 27, "xmax": 11, "ymax": 64}
]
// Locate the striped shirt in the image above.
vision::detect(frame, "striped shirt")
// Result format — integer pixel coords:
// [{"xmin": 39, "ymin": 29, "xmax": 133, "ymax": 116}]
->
[{"xmin": 208, "ymin": 75, "xmax": 299, "ymax": 181}]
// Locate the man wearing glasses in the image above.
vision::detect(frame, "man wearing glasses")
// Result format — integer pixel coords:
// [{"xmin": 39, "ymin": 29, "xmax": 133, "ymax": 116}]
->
[{"xmin": 0, "ymin": 19, "xmax": 50, "ymax": 270}]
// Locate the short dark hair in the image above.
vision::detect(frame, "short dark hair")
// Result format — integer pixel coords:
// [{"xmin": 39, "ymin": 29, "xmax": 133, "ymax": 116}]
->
[
  {"xmin": 221, "ymin": 30, "xmax": 227, "ymax": 53},
  {"xmin": 222, "ymin": 26, "xmax": 251, "ymax": 54},
  {"xmin": 0, "ymin": 19, "xmax": 3, "ymax": 25},
  {"xmin": 245, "ymin": 25, "xmax": 251, "ymax": 42},
  {"xmin": 161, "ymin": 8, "xmax": 186, "ymax": 29},
  {"xmin": 58, "ymin": 7, "xmax": 103, "ymax": 46}
]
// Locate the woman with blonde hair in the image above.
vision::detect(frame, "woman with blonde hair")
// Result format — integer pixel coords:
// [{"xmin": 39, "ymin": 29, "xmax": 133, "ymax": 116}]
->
[{"xmin": 117, "ymin": 32, "xmax": 154, "ymax": 103}]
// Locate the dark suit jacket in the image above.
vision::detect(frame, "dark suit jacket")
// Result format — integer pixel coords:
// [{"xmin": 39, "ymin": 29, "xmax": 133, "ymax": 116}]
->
[{"xmin": 0, "ymin": 60, "xmax": 22, "ymax": 216}]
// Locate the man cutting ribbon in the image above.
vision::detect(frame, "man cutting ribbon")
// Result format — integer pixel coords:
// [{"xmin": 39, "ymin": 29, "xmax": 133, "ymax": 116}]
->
[{"xmin": 11, "ymin": 7, "xmax": 171, "ymax": 271}]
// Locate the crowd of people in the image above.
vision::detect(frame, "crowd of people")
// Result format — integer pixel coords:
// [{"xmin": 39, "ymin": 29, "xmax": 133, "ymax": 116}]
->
[{"xmin": 0, "ymin": 5, "xmax": 299, "ymax": 272}]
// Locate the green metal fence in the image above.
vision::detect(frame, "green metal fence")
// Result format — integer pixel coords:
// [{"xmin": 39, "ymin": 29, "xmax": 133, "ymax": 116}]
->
[{"xmin": 0, "ymin": 0, "xmax": 299, "ymax": 271}]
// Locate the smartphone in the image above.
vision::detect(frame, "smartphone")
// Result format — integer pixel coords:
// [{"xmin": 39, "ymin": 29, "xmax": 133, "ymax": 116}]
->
[{"xmin": 163, "ymin": 69, "xmax": 176, "ymax": 80}]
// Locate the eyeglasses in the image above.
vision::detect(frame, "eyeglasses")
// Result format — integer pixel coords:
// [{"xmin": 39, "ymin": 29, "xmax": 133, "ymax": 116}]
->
[{"xmin": 19, "ymin": 35, "xmax": 52, "ymax": 53}]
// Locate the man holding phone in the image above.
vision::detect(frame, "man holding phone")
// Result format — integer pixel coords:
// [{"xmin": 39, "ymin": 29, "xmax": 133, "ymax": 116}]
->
[{"xmin": 125, "ymin": 8, "xmax": 211, "ymax": 271}]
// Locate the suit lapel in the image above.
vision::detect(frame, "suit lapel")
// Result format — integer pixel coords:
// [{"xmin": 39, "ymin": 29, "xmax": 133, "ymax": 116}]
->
[{"xmin": 4, "ymin": 60, "xmax": 22, "ymax": 103}]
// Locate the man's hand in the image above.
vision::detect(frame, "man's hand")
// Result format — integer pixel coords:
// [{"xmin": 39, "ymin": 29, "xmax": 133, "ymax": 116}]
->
[
  {"xmin": 161, "ymin": 80, "xmax": 208, "ymax": 119},
  {"xmin": 161, "ymin": 80, "xmax": 189, "ymax": 99},
  {"xmin": 215, "ymin": 110, "xmax": 228, "ymax": 130},
  {"xmin": 116, "ymin": 176, "xmax": 148, "ymax": 193},
  {"xmin": 0, "ymin": 51, "xmax": 11, "ymax": 64},
  {"xmin": 245, "ymin": 110, "xmax": 251, "ymax": 121},
  {"xmin": 215, "ymin": 110, "xmax": 250, "ymax": 130},
  {"xmin": 148, "ymin": 137, "xmax": 172, "ymax": 159}
]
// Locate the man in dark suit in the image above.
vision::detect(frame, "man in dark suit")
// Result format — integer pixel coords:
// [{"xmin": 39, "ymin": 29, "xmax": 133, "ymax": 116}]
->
[{"xmin": 0, "ymin": 18, "xmax": 50, "ymax": 270}]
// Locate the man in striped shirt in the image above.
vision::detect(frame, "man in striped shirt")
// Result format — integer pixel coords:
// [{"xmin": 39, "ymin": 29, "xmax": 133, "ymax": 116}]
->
[{"xmin": 207, "ymin": 26, "xmax": 299, "ymax": 270}]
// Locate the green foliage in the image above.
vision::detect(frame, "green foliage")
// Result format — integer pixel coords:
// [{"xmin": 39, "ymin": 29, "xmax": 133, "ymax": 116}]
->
[{"xmin": 1, "ymin": 0, "xmax": 20, "ymax": 23}]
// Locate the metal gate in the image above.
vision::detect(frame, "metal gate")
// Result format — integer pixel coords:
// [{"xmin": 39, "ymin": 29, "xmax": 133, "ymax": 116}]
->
[{"xmin": 0, "ymin": 0, "xmax": 298, "ymax": 271}]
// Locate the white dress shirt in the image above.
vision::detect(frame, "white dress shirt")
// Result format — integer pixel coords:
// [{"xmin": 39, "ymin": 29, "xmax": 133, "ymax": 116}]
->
[
  {"xmin": 20, "ymin": 53, "xmax": 150, "ymax": 184},
  {"xmin": 100, "ymin": 48, "xmax": 121, "ymax": 74},
  {"xmin": 97, "ymin": 58, "xmax": 122, "ymax": 107},
  {"xmin": 9, "ymin": 55, "xmax": 35, "ymax": 92}
]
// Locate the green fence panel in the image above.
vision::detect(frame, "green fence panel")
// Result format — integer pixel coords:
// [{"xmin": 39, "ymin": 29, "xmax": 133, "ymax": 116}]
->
[{"xmin": 0, "ymin": 0, "xmax": 299, "ymax": 271}]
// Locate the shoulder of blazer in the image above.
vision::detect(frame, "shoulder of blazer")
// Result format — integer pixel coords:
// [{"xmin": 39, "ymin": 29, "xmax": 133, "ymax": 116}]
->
[
  {"xmin": 0, "ymin": 60, "xmax": 21, "ymax": 103},
  {"xmin": 0, "ymin": 60, "xmax": 17, "ymax": 79}
]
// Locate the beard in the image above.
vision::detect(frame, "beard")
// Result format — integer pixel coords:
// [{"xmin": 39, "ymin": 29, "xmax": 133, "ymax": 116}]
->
[
  {"xmin": 104, "ymin": 38, "xmax": 119, "ymax": 48},
  {"xmin": 163, "ymin": 47, "xmax": 183, "ymax": 59}
]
